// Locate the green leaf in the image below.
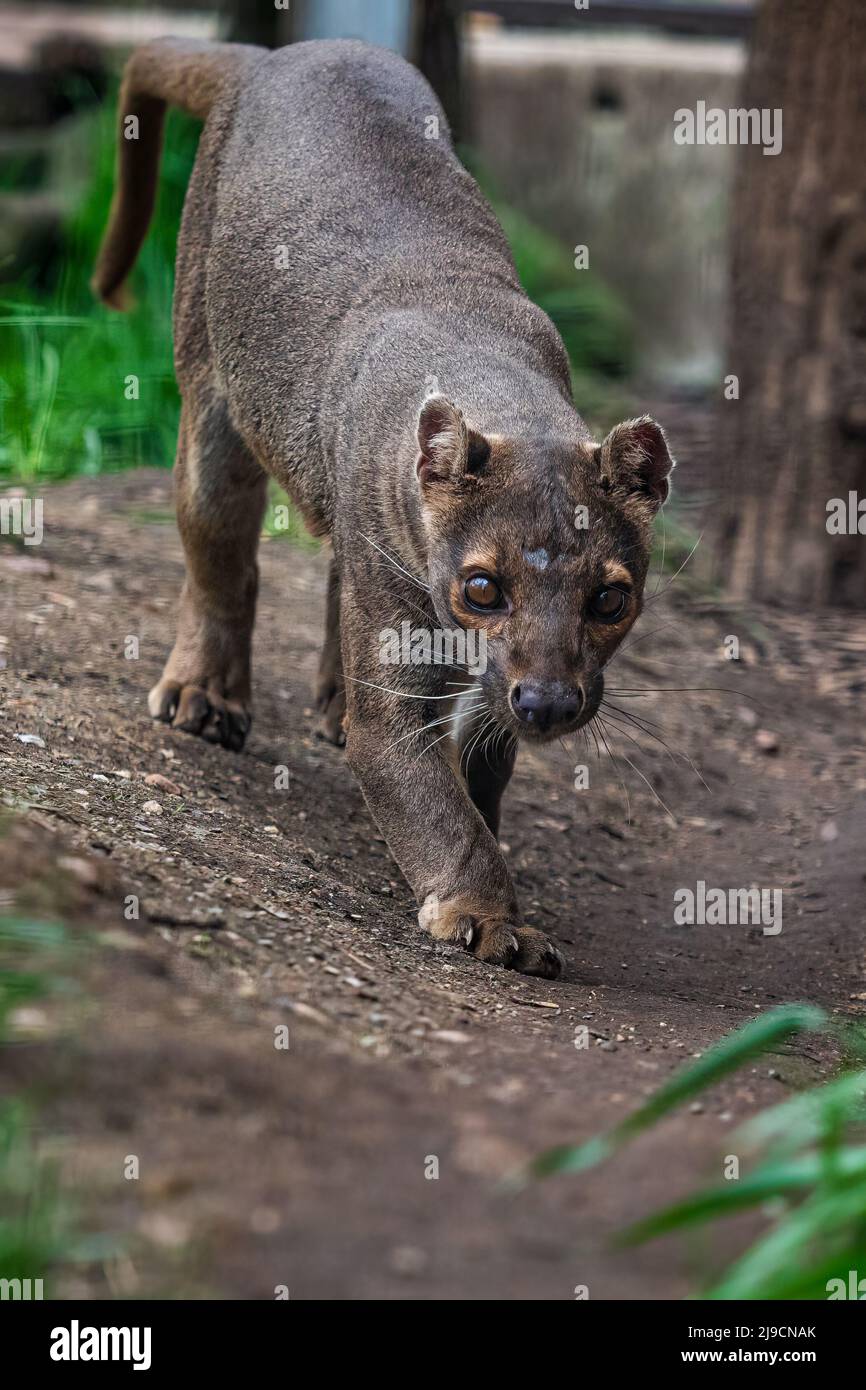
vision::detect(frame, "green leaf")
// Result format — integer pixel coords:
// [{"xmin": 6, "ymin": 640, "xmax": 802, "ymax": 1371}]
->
[
  {"xmin": 527, "ymin": 1004, "xmax": 826, "ymax": 1181},
  {"xmin": 736, "ymin": 1070, "xmax": 866, "ymax": 1152},
  {"xmin": 705, "ymin": 1185, "xmax": 866, "ymax": 1300},
  {"xmin": 619, "ymin": 1147, "xmax": 866, "ymax": 1246}
]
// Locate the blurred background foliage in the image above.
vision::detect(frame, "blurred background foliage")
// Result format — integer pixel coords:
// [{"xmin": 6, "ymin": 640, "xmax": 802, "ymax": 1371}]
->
[{"xmin": 0, "ymin": 84, "xmax": 635, "ymax": 487}]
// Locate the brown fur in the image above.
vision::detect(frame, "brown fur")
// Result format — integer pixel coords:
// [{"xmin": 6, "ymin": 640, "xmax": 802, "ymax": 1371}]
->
[{"xmin": 95, "ymin": 38, "xmax": 675, "ymax": 979}]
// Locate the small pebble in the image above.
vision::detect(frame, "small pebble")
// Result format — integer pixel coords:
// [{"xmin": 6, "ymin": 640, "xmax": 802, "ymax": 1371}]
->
[
  {"xmin": 755, "ymin": 729, "xmax": 779, "ymax": 754},
  {"xmin": 144, "ymin": 772, "xmax": 181, "ymax": 795}
]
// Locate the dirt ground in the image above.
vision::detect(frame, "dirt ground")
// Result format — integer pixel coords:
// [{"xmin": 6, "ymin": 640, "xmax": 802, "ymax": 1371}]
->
[{"xmin": 1, "ymin": 462, "xmax": 864, "ymax": 1300}]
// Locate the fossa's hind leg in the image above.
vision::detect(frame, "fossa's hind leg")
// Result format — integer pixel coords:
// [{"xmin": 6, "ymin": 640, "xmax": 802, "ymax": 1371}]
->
[
  {"xmin": 314, "ymin": 556, "xmax": 346, "ymax": 745},
  {"xmin": 148, "ymin": 387, "xmax": 266, "ymax": 750}
]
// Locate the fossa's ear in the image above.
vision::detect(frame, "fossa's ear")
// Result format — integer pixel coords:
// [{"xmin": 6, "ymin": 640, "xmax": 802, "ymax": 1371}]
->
[
  {"xmin": 594, "ymin": 416, "xmax": 675, "ymax": 512},
  {"xmin": 416, "ymin": 394, "xmax": 490, "ymax": 490}
]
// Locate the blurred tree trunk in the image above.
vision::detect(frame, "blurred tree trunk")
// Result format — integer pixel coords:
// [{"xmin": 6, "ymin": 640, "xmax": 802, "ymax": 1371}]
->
[
  {"xmin": 712, "ymin": 0, "xmax": 866, "ymax": 606},
  {"xmin": 412, "ymin": 0, "xmax": 462, "ymax": 140},
  {"xmin": 223, "ymin": 0, "xmax": 293, "ymax": 48}
]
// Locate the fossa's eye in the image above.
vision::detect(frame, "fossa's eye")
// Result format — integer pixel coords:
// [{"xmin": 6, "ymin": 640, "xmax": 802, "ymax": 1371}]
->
[
  {"xmin": 588, "ymin": 587, "xmax": 629, "ymax": 623},
  {"xmin": 464, "ymin": 574, "xmax": 503, "ymax": 611}
]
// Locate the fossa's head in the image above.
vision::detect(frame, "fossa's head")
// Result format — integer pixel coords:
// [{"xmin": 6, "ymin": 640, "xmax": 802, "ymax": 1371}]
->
[{"xmin": 415, "ymin": 394, "xmax": 674, "ymax": 742}]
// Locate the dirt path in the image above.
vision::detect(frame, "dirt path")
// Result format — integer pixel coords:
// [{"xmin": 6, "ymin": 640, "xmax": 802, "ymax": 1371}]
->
[{"xmin": 2, "ymin": 469, "xmax": 864, "ymax": 1300}]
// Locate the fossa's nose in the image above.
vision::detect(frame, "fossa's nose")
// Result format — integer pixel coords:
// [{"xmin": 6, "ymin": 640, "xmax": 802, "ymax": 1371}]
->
[{"xmin": 510, "ymin": 679, "xmax": 583, "ymax": 732}]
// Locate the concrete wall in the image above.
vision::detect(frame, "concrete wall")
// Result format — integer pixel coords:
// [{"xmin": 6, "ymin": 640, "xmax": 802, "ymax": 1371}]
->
[{"xmin": 466, "ymin": 30, "xmax": 746, "ymax": 385}]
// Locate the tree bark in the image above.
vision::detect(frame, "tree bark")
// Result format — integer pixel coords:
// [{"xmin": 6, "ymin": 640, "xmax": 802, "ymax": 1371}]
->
[{"xmin": 712, "ymin": 0, "xmax": 866, "ymax": 606}]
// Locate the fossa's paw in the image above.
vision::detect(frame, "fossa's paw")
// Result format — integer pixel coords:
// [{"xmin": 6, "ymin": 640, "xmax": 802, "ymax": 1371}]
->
[
  {"xmin": 512, "ymin": 926, "xmax": 565, "ymax": 979},
  {"xmin": 419, "ymin": 895, "xmax": 564, "ymax": 980},
  {"xmin": 314, "ymin": 673, "xmax": 346, "ymax": 747},
  {"xmin": 148, "ymin": 678, "xmax": 251, "ymax": 752}
]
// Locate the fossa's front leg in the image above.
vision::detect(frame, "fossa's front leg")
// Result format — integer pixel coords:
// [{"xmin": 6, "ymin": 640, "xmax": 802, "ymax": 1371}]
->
[{"xmin": 341, "ymin": 582, "xmax": 563, "ymax": 979}]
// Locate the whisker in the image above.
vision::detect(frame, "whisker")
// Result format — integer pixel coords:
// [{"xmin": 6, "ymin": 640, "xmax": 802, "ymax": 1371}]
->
[
  {"xmin": 462, "ymin": 715, "xmax": 491, "ymax": 774},
  {"xmin": 410, "ymin": 723, "xmax": 468, "ymax": 768},
  {"xmin": 481, "ymin": 718, "xmax": 512, "ymax": 771},
  {"xmin": 596, "ymin": 714, "xmax": 676, "ymax": 824},
  {"xmin": 496, "ymin": 723, "xmax": 514, "ymax": 761},
  {"xmin": 586, "ymin": 719, "xmax": 602, "ymax": 764},
  {"xmin": 602, "ymin": 700, "xmax": 669, "ymax": 738},
  {"xmin": 359, "ymin": 533, "xmax": 431, "ymax": 593},
  {"xmin": 603, "ymin": 706, "xmax": 706, "ymax": 795},
  {"xmin": 378, "ymin": 702, "xmax": 485, "ymax": 758},
  {"xmin": 606, "ymin": 685, "xmax": 764, "ymax": 707},
  {"xmin": 379, "ymin": 586, "xmax": 433, "ymax": 625},
  {"xmin": 460, "ymin": 712, "xmax": 496, "ymax": 777},
  {"xmin": 615, "ymin": 618, "xmax": 679, "ymax": 659},
  {"xmin": 644, "ymin": 530, "xmax": 703, "ymax": 605},
  {"xmin": 591, "ymin": 716, "xmax": 631, "ymax": 824},
  {"xmin": 343, "ymin": 676, "xmax": 479, "ymax": 702},
  {"xmin": 357, "ymin": 554, "xmax": 432, "ymax": 622},
  {"xmin": 601, "ymin": 705, "xmax": 711, "ymax": 795},
  {"xmin": 651, "ymin": 514, "xmax": 667, "ymax": 599},
  {"xmin": 401, "ymin": 699, "xmax": 490, "ymax": 768}
]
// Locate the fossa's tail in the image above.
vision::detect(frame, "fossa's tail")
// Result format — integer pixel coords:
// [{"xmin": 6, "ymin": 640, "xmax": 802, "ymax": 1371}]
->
[{"xmin": 92, "ymin": 38, "xmax": 260, "ymax": 308}]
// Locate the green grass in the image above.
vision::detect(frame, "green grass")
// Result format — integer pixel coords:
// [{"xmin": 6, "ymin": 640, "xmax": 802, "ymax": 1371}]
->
[
  {"xmin": 0, "ymin": 1099, "xmax": 67, "ymax": 1292},
  {"xmin": 0, "ymin": 915, "xmax": 77, "ymax": 1292},
  {"xmin": 0, "ymin": 97, "xmax": 199, "ymax": 485},
  {"xmin": 529, "ymin": 1004, "xmax": 866, "ymax": 1299},
  {"xmin": 262, "ymin": 479, "xmax": 320, "ymax": 549}
]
